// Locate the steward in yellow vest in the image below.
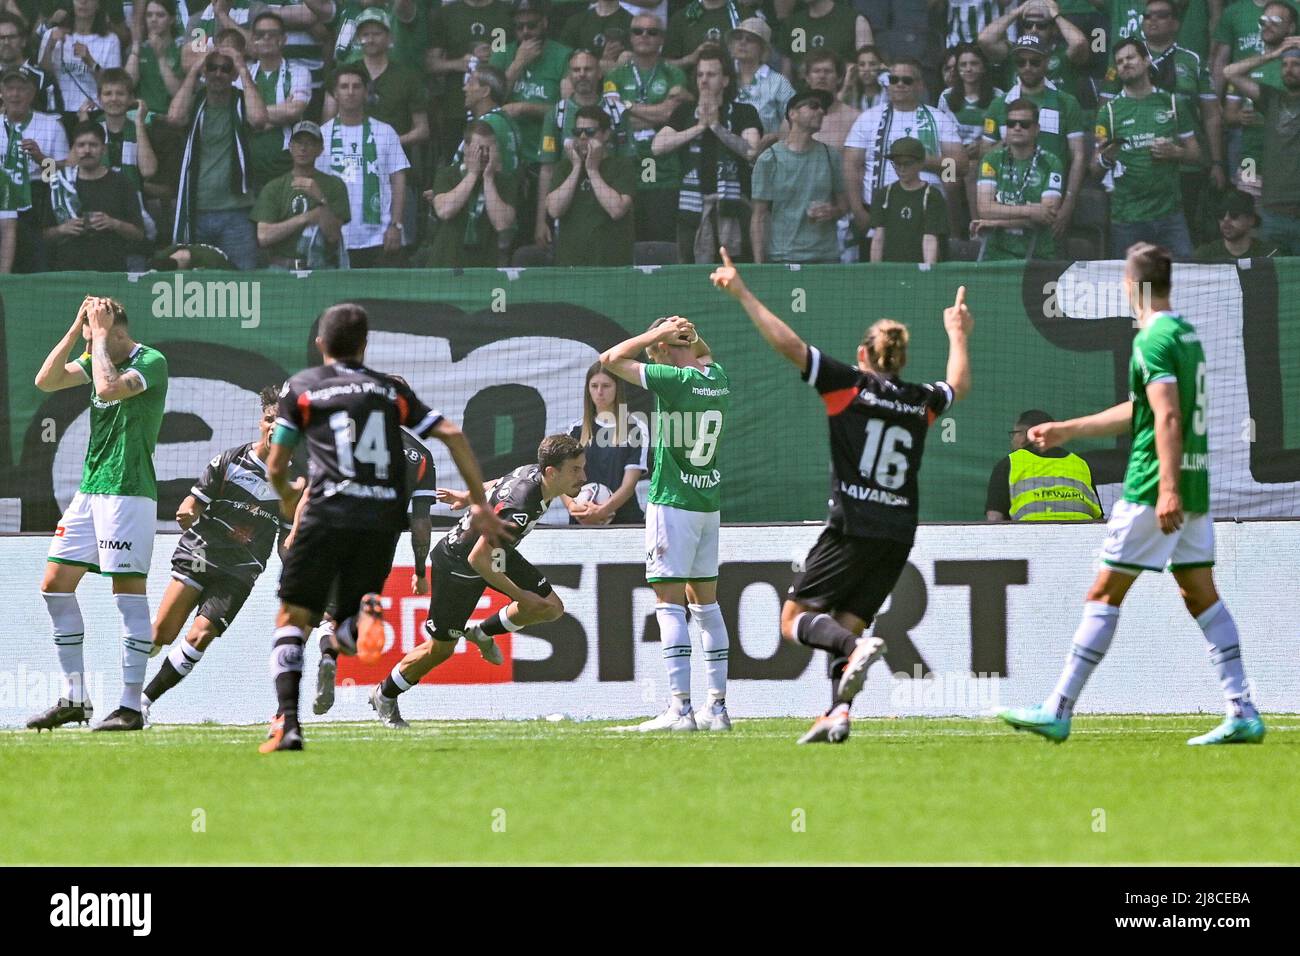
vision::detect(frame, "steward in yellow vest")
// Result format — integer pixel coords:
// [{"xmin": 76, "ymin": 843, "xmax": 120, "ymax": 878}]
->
[{"xmin": 986, "ymin": 410, "xmax": 1103, "ymax": 521}]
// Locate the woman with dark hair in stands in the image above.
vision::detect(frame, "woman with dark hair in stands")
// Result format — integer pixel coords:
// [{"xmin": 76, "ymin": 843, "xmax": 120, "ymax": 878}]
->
[
  {"xmin": 564, "ymin": 360, "xmax": 648, "ymax": 525},
  {"xmin": 938, "ymin": 42, "xmax": 1001, "ymax": 227},
  {"xmin": 39, "ymin": 0, "xmax": 122, "ymax": 131}
]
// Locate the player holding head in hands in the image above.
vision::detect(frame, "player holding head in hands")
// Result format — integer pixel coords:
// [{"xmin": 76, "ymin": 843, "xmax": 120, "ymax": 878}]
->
[
  {"xmin": 364, "ymin": 435, "xmax": 587, "ymax": 729},
  {"xmin": 600, "ymin": 315, "xmax": 734, "ymax": 732},
  {"xmin": 1000, "ymin": 244, "xmax": 1265, "ymax": 746},
  {"xmin": 711, "ymin": 248, "xmax": 971, "ymax": 744},
  {"xmin": 29, "ymin": 296, "xmax": 168, "ymax": 733},
  {"xmin": 261, "ymin": 303, "xmax": 509, "ymax": 752}
]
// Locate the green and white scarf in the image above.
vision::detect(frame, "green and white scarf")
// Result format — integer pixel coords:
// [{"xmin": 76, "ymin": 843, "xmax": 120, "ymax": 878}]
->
[
  {"xmin": 253, "ymin": 61, "xmax": 295, "ymax": 147},
  {"xmin": 329, "ymin": 116, "xmax": 381, "ymax": 226},
  {"xmin": 48, "ymin": 166, "xmax": 82, "ymax": 224},
  {"xmin": 1, "ymin": 117, "xmax": 29, "ymax": 211}
]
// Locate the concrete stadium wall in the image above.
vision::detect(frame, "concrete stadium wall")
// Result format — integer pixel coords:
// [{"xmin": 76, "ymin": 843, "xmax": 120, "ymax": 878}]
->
[{"xmin": 1, "ymin": 521, "xmax": 1295, "ymax": 726}]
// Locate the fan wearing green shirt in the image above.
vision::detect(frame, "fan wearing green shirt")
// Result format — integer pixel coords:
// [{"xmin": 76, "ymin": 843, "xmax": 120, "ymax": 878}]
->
[
  {"xmin": 488, "ymin": 0, "xmax": 571, "ymax": 238},
  {"xmin": 973, "ymin": 98, "xmax": 1065, "ymax": 258},
  {"xmin": 534, "ymin": 48, "xmax": 632, "ymax": 249},
  {"xmin": 1100, "ymin": 1, "xmax": 1226, "ymax": 244},
  {"xmin": 426, "ymin": 0, "xmax": 515, "ymax": 164},
  {"xmin": 452, "ymin": 63, "xmax": 523, "ymax": 176},
  {"xmin": 775, "ymin": 0, "xmax": 872, "ymax": 77},
  {"xmin": 981, "ymin": 34, "xmax": 1086, "ymax": 239},
  {"xmin": 1221, "ymin": 2, "xmax": 1292, "ymax": 191},
  {"xmin": 29, "ymin": 296, "xmax": 169, "ymax": 734},
  {"xmin": 978, "ymin": 0, "xmax": 1092, "ymax": 97},
  {"xmin": 251, "ymin": 120, "xmax": 350, "ymax": 268},
  {"xmin": 605, "ymin": 13, "xmax": 690, "ymax": 242},
  {"xmin": 1095, "ymin": 37, "xmax": 1199, "ymax": 257},
  {"xmin": 424, "ymin": 120, "xmax": 519, "ymax": 266},
  {"xmin": 1000, "ymin": 242, "xmax": 1266, "ymax": 747},
  {"xmin": 665, "ymin": 0, "xmax": 738, "ymax": 71},
  {"xmin": 544, "ymin": 104, "xmax": 637, "ymax": 264}
]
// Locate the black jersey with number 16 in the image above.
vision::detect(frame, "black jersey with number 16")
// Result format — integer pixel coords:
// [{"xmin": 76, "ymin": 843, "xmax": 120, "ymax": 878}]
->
[
  {"xmin": 276, "ymin": 362, "xmax": 443, "ymax": 531},
  {"xmin": 803, "ymin": 346, "xmax": 954, "ymax": 543}
]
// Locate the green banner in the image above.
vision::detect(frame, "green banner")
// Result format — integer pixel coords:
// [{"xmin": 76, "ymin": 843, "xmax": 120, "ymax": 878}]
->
[{"xmin": 2, "ymin": 261, "xmax": 1297, "ymax": 531}]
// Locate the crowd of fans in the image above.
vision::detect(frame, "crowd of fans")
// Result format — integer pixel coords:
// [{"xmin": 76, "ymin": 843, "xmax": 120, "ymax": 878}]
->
[{"xmin": 0, "ymin": 0, "xmax": 1295, "ymax": 270}]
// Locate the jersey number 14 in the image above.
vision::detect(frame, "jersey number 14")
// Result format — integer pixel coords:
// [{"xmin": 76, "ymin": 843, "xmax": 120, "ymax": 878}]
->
[{"xmin": 330, "ymin": 410, "xmax": 391, "ymax": 479}]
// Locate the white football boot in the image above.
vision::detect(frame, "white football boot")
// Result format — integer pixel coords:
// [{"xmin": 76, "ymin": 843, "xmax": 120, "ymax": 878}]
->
[
  {"xmin": 636, "ymin": 704, "xmax": 698, "ymax": 732},
  {"xmin": 369, "ymin": 685, "xmax": 410, "ymax": 729},
  {"xmin": 695, "ymin": 698, "xmax": 732, "ymax": 731},
  {"xmin": 464, "ymin": 622, "xmax": 505, "ymax": 665}
]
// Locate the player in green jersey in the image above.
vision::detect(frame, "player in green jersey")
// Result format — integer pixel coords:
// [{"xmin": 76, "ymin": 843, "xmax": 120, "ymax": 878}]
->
[
  {"xmin": 1000, "ymin": 243, "xmax": 1265, "ymax": 746},
  {"xmin": 29, "ymin": 296, "xmax": 169, "ymax": 733},
  {"xmin": 601, "ymin": 316, "xmax": 733, "ymax": 732}
]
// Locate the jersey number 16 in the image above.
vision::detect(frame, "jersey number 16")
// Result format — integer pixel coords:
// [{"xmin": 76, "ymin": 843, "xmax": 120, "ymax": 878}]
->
[{"xmin": 859, "ymin": 420, "xmax": 913, "ymax": 490}]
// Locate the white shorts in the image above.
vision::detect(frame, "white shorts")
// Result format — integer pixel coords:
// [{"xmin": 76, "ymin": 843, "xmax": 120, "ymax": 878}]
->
[
  {"xmin": 645, "ymin": 502, "xmax": 720, "ymax": 582},
  {"xmin": 48, "ymin": 492, "xmax": 156, "ymax": 576},
  {"xmin": 1100, "ymin": 499, "xmax": 1215, "ymax": 575}
]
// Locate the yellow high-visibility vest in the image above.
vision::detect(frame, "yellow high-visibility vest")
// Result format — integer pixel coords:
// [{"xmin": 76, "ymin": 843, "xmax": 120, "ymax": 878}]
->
[{"xmin": 1007, "ymin": 448, "xmax": 1102, "ymax": 521}]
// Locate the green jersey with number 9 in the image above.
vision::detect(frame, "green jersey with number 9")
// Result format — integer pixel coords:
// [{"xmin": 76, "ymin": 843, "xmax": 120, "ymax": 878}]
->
[
  {"xmin": 1124, "ymin": 311, "xmax": 1210, "ymax": 512},
  {"xmin": 640, "ymin": 361, "xmax": 730, "ymax": 513}
]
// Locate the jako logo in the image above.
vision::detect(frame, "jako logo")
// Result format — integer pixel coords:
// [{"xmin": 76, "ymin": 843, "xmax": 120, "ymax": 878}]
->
[
  {"xmin": 49, "ymin": 886, "xmax": 151, "ymax": 936},
  {"xmin": 98, "ymin": 539, "xmax": 132, "ymax": 550},
  {"xmin": 151, "ymin": 276, "xmax": 261, "ymax": 329}
]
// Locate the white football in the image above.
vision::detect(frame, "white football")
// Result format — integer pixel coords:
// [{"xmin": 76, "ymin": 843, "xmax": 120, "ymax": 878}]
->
[{"xmin": 574, "ymin": 482, "xmax": 615, "ymax": 524}]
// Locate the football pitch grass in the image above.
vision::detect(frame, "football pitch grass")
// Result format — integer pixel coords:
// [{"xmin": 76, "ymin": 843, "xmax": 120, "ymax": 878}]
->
[{"xmin": 2, "ymin": 716, "xmax": 1296, "ymax": 865}]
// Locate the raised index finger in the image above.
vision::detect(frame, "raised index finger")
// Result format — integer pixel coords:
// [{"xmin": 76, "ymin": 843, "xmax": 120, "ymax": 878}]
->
[
  {"xmin": 953, "ymin": 285, "xmax": 966, "ymax": 310},
  {"xmin": 719, "ymin": 246, "xmax": 735, "ymax": 269}
]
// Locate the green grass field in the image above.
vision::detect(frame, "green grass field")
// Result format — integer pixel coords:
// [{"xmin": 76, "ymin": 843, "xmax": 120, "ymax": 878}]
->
[{"xmin": 2, "ymin": 716, "xmax": 1296, "ymax": 865}]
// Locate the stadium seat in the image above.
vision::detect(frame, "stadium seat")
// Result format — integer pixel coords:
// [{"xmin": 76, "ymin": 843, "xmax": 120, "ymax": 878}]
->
[
  {"xmin": 948, "ymin": 238, "xmax": 982, "ymax": 262},
  {"xmin": 510, "ymin": 244, "xmax": 554, "ymax": 268},
  {"xmin": 1070, "ymin": 184, "xmax": 1109, "ymax": 260},
  {"xmin": 633, "ymin": 242, "xmax": 680, "ymax": 265}
]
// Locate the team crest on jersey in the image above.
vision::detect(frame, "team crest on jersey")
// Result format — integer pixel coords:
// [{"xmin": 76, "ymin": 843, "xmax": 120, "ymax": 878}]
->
[
  {"xmin": 1154, "ymin": 110, "xmax": 1172, "ymax": 125},
  {"xmin": 404, "ymin": 447, "xmax": 420, "ymax": 463}
]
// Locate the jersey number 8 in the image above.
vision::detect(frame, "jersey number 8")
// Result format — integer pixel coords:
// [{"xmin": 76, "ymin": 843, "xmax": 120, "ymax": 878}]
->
[
  {"xmin": 688, "ymin": 409, "xmax": 723, "ymax": 467},
  {"xmin": 330, "ymin": 410, "xmax": 391, "ymax": 479},
  {"xmin": 859, "ymin": 420, "xmax": 913, "ymax": 490}
]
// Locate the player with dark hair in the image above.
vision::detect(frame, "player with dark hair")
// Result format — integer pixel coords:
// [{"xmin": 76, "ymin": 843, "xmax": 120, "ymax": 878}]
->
[
  {"xmin": 28, "ymin": 296, "xmax": 168, "ymax": 733},
  {"xmin": 999, "ymin": 242, "xmax": 1266, "ymax": 746},
  {"xmin": 140, "ymin": 386, "xmax": 298, "ymax": 719},
  {"xmin": 710, "ymin": 247, "xmax": 973, "ymax": 744},
  {"xmin": 310, "ymin": 375, "xmax": 444, "ymax": 716},
  {"xmin": 260, "ymin": 302, "xmax": 508, "ymax": 752},
  {"xmin": 366, "ymin": 434, "xmax": 587, "ymax": 728}
]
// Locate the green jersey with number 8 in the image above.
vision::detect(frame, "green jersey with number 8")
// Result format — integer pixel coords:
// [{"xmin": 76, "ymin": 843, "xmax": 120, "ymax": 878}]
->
[
  {"xmin": 1124, "ymin": 311, "xmax": 1210, "ymax": 512},
  {"xmin": 641, "ymin": 361, "xmax": 730, "ymax": 513}
]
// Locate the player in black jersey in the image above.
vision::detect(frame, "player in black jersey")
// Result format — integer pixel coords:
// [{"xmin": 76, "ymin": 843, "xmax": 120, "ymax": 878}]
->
[
  {"xmin": 367, "ymin": 434, "xmax": 587, "ymax": 728},
  {"xmin": 308, "ymin": 422, "xmax": 444, "ymax": 716},
  {"xmin": 260, "ymin": 303, "xmax": 508, "ymax": 752},
  {"xmin": 711, "ymin": 248, "xmax": 973, "ymax": 744},
  {"xmin": 135, "ymin": 387, "xmax": 296, "ymax": 725}
]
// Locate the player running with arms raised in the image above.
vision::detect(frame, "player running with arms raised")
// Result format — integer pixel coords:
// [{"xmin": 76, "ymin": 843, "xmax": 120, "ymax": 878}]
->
[
  {"xmin": 140, "ymin": 387, "xmax": 297, "ymax": 719},
  {"xmin": 999, "ymin": 243, "xmax": 1265, "ymax": 746},
  {"xmin": 365, "ymin": 434, "xmax": 587, "ymax": 728},
  {"xmin": 711, "ymin": 248, "xmax": 972, "ymax": 744},
  {"xmin": 260, "ymin": 303, "xmax": 507, "ymax": 752},
  {"xmin": 29, "ymin": 296, "xmax": 168, "ymax": 733},
  {"xmin": 601, "ymin": 316, "xmax": 734, "ymax": 732}
]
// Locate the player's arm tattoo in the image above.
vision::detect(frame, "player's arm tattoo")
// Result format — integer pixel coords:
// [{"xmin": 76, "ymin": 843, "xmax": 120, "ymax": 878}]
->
[{"xmin": 90, "ymin": 336, "xmax": 140, "ymax": 400}]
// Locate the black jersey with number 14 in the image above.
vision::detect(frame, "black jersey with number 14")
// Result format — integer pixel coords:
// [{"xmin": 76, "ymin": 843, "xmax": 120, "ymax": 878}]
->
[
  {"xmin": 276, "ymin": 362, "xmax": 443, "ymax": 531},
  {"xmin": 803, "ymin": 346, "xmax": 954, "ymax": 543}
]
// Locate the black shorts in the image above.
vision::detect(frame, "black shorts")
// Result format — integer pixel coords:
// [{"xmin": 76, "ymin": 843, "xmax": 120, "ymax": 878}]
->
[
  {"xmin": 425, "ymin": 551, "xmax": 552, "ymax": 643},
  {"xmin": 278, "ymin": 520, "xmax": 401, "ymax": 621},
  {"xmin": 787, "ymin": 527, "xmax": 913, "ymax": 625},
  {"xmin": 170, "ymin": 558, "xmax": 252, "ymax": 634}
]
